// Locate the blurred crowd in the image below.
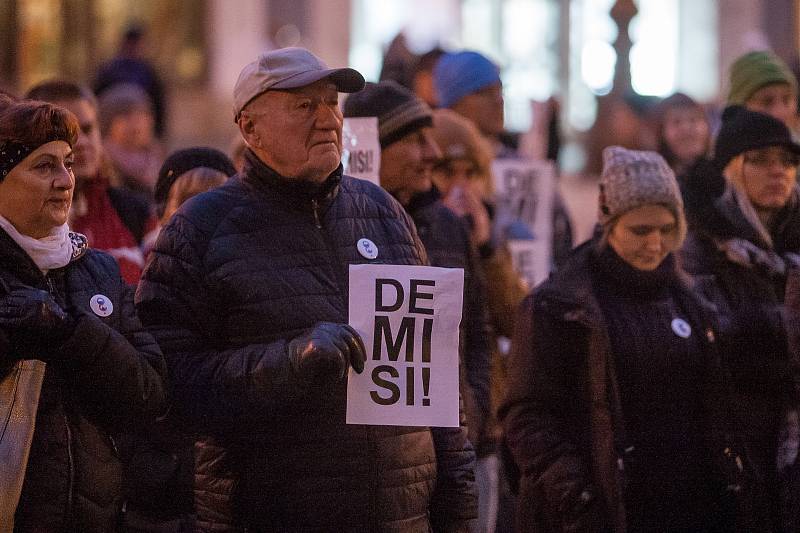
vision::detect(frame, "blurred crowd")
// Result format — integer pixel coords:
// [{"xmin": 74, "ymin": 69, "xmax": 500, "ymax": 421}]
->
[{"xmin": 2, "ymin": 22, "xmax": 800, "ymax": 533}]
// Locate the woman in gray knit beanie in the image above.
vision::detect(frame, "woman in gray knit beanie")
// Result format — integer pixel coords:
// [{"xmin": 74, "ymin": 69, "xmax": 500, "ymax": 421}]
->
[
  {"xmin": 598, "ymin": 146, "xmax": 687, "ymax": 269},
  {"xmin": 501, "ymin": 145, "xmax": 740, "ymax": 532}
]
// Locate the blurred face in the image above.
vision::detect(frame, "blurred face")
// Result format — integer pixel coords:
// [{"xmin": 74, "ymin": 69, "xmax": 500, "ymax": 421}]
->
[
  {"xmin": 432, "ymin": 158, "xmax": 480, "ymax": 196},
  {"xmin": 451, "ymin": 82, "xmax": 504, "ymax": 137},
  {"xmin": 239, "ymin": 79, "xmax": 342, "ymax": 183},
  {"xmin": 53, "ymin": 98, "xmax": 101, "ymax": 180},
  {"xmin": 746, "ymin": 83, "xmax": 796, "ymax": 128},
  {"xmin": 662, "ymin": 107, "xmax": 709, "ymax": 165},
  {"xmin": 741, "ymin": 146, "xmax": 799, "ymax": 210},
  {"xmin": 380, "ymin": 127, "xmax": 441, "ymax": 206},
  {"xmin": 107, "ymin": 107, "xmax": 155, "ymax": 149},
  {"xmin": 0, "ymin": 141, "xmax": 74, "ymax": 239},
  {"xmin": 161, "ymin": 172, "xmax": 228, "ymax": 223},
  {"xmin": 608, "ymin": 204, "xmax": 679, "ymax": 271}
]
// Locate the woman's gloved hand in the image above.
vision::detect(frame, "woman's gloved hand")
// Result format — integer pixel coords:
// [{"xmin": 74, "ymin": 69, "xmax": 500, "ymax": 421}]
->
[
  {"xmin": 287, "ymin": 322, "xmax": 366, "ymax": 382},
  {"xmin": 0, "ymin": 287, "xmax": 75, "ymax": 359}
]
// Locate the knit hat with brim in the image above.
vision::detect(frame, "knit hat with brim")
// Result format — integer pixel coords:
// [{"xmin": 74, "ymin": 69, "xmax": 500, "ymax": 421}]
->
[
  {"xmin": 727, "ymin": 50, "xmax": 798, "ymax": 105},
  {"xmin": 599, "ymin": 146, "xmax": 686, "ymax": 243},
  {"xmin": 429, "ymin": 108, "xmax": 493, "ymax": 192},
  {"xmin": 713, "ymin": 105, "xmax": 800, "ymax": 171},
  {"xmin": 343, "ymin": 81, "xmax": 432, "ymax": 148}
]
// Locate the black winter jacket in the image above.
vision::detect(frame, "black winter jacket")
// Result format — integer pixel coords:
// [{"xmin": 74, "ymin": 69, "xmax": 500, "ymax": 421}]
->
[
  {"xmin": 500, "ymin": 242, "xmax": 742, "ymax": 533},
  {"xmin": 680, "ymin": 160, "xmax": 800, "ymax": 531},
  {"xmin": 136, "ymin": 152, "xmax": 477, "ymax": 532},
  {"xmin": 406, "ymin": 187, "xmax": 492, "ymax": 455},
  {"xmin": 0, "ymin": 229, "xmax": 167, "ymax": 532}
]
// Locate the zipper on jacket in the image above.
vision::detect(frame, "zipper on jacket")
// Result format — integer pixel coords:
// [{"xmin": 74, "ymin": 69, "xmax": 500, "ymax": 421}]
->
[
  {"xmin": 311, "ymin": 198, "xmax": 322, "ymax": 229},
  {"xmin": 63, "ymin": 411, "xmax": 75, "ymax": 525},
  {"xmin": 49, "ymin": 272, "xmax": 75, "ymax": 526},
  {"xmin": 309, "ymin": 197, "xmax": 351, "ymax": 306}
]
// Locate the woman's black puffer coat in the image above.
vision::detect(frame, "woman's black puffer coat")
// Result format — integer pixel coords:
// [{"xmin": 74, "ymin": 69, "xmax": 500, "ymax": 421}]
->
[{"xmin": 0, "ymin": 229, "xmax": 167, "ymax": 532}]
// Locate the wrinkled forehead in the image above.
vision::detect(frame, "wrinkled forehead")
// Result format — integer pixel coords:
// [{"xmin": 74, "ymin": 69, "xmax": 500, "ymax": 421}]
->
[
  {"xmin": 29, "ymin": 140, "xmax": 73, "ymax": 158},
  {"xmin": 249, "ymin": 80, "xmax": 338, "ymax": 107}
]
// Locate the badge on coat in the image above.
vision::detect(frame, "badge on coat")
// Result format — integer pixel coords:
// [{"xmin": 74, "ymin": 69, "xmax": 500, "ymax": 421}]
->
[
  {"xmin": 357, "ymin": 238, "xmax": 379, "ymax": 260},
  {"xmin": 671, "ymin": 318, "xmax": 691, "ymax": 338},
  {"xmin": 90, "ymin": 294, "xmax": 113, "ymax": 317}
]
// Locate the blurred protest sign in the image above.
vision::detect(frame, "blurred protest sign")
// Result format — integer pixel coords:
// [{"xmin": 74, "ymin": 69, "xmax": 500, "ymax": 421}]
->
[
  {"xmin": 342, "ymin": 117, "xmax": 380, "ymax": 185},
  {"xmin": 492, "ymin": 158, "xmax": 555, "ymax": 287}
]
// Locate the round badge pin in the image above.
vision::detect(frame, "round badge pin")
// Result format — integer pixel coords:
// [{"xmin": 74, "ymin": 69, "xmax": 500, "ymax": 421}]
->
[
  {"xmin": 671, "ymin": 318, "xmax": 691, "ymax": 339},
  {"xmin": 90, "ymin": 294, "xmax": 113, "ymax": 317},
  {"xmin": 357, "ymin": 238, "xmax": 379, "ymax": 260}
]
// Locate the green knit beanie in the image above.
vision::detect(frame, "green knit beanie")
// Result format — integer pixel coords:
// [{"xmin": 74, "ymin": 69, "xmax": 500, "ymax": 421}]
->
[{"xmin": 727, "ymin": 50, "xmax": 798, "ymax": 105}]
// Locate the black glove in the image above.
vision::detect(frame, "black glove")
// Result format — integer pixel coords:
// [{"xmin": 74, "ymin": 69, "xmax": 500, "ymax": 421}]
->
[
  {"xmin": 0, "ymin": 287, "xmax": 75, "ymax": 358},
  {"xmin": 287, "ymin": 322, "xmax": 366, "ymax": 382},
  {"xmin": 560, "ymin": 485, "xmax": 609, "ymax": 533}
]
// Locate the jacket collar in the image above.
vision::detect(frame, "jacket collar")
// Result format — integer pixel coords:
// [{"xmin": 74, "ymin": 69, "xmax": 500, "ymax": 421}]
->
[
  {"xmin": 240, "ymin": 148, "xmax": 342, "ymax": 209},
  {"xmin": 534, "ymin": 240, "xmax": 603, "ymax": 327},
  {"xmin": 404, "ymin": 185, "xmax": 441, "ymax": 215},
  {"xmin": 0, "ymin": 227, "xmax": 87, "ymax": 288}
]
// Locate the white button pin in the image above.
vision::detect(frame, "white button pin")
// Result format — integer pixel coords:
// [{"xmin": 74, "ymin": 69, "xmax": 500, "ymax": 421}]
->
[
  {"xmin": 357, "ymin": 238, "xmax": 379, "ymax": 260},
  {"xmin": 671, "ymin": 318, "xmax": 691, "ymax": 339},
  {"xmin": 90, "ymin": 294, "xmax": 113, "ymax": 317}
]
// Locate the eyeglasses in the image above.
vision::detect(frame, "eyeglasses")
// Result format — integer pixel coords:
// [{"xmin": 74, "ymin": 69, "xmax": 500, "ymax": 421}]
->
[{"xmin": 743, "ymin": 149, "xmax": 800, "ymax": 169}]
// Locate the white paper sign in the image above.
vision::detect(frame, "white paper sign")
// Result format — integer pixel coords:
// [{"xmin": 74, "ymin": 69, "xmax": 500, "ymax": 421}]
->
[
  {"xmin": 347, "ymin": 264, "xmax": 464, "ymax": 427},
  {"xmin": 492, "ymin": 158, "xmax": 556, "ymax": 287},
  {"xmin": 506, "ymin": 239, "xmax": 547, "ymax": 288},
  {"xmin": 342, "ymin": 117, "xmax": 381, "ymax": 185}
]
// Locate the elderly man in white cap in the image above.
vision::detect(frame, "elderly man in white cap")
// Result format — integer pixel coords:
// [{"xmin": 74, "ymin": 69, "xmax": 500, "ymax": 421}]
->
[{"xmin": 136, "ymin": 47, "xmax": 477, "ymax": 532}]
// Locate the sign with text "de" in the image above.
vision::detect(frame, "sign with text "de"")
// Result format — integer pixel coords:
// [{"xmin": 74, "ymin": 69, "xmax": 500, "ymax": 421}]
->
[
  {"xmin": 346, "ymin": 264, "xmax": 464, "ymax": 427},
  {"xmin": 342, "ymin": 117, "xmax": 380, "ymax": 185},
  {"xmin": 491, "ymin": 158, "xmax": 555, "ymax": 287}
]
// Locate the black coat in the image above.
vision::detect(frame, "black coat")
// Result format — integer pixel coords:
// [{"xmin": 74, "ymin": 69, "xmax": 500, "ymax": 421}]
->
[
  {"xmin": 680, "ymin": 162, "xmax": 800, "ymax": 532},
  {"xmin": 0, "ymin": 229, "xmax": 167, "ymax": 532},
  {"xmin": 136, "ymin": 153, "xmax": 477, "ymax": 532},
  {"xmin": 500, "ymin": 242, "xmax": 741, "ymax": 533},
  {"xmin": 406, "ymin": 188, "xmax": 493, "ymax": 456}
]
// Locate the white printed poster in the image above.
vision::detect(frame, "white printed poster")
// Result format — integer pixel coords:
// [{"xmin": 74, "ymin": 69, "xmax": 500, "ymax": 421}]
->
[
  {"xmin": 346, "ymin": 264, "xmax": 464, "ymax": 427},
  {"xmin": 342, "ymin": 117, "xmax": 381, "ymax": 185},
  {"xmin": 491, "ymin": 158, "xmax": 556, "ymax": 287}
]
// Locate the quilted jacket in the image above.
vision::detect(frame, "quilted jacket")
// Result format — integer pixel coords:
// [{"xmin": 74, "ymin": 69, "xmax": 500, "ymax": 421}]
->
[{"xmin": 136, "ymin": 151, "xmax": 477, "ymax": 532}]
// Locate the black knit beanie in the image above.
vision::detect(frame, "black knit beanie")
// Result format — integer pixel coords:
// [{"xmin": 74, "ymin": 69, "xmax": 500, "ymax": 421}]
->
[
  {"xmin": 155, "ymin": 147, "xmax": 237, "ymax": 208},
  {"xmin": 713, "ymin": 105, "xmax": 800, "ymax": 171},
  {"xmin": 343, "ymin": 81, "xmax": 433, "ymax": 148}
]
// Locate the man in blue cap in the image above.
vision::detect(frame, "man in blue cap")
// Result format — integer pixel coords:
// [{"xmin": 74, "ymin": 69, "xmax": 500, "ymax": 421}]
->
[
  {"xmin": 137, "ymin": 47, "xmax": 477, "ymax": 532},
  {"xmin": 433, "ymin": 51, "xmax": 573, "ymax": 271},
  {"xmin": 435, "ymin": 51, "xmax": 506, "ymax": 143}
]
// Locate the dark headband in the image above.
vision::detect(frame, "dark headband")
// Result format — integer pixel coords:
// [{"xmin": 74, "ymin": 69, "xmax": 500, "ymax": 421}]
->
[
  {"xmin": 0, "ymin": 142, "xmax": 39, "ymax": 178},
  {"xmin": 0, "ymin": 134, "xmax": 73, "ymax": 179}
]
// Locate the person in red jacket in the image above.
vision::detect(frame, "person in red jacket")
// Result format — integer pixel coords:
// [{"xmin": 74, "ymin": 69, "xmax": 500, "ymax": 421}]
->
[{"xmin": 26, "ymin": 80, "xmax": 157, "ymax": 285}]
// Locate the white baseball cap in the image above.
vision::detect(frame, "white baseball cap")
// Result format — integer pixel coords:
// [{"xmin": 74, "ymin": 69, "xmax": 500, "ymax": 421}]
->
[{"xmin": 233, "ymin": 47, "xmax": 365, "ymax": 120}]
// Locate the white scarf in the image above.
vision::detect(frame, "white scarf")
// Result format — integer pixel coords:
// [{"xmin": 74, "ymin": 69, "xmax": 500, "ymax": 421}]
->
[{"xmin": 0, "ymin": 215, "xmax": 73, "ymax": 273}]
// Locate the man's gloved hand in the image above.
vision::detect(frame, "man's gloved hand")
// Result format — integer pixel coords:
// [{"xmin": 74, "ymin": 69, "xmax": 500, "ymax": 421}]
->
[
  {"xmin": 287, "ymin": 322, "xmax": 366, "ymax": 382},
  {"xmin": 0, "ymin": 287, "xmax": 75, "ymax": 358}
]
